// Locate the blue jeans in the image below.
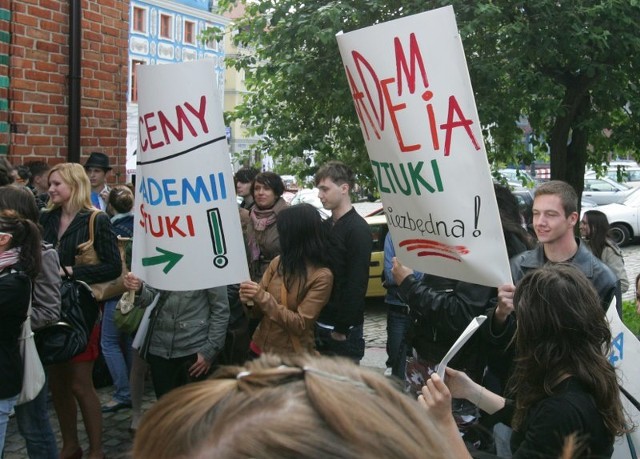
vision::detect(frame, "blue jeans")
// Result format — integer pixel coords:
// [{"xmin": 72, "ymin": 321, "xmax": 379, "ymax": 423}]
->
[
  {"xmin": 385, "ymin": 306, "xmax": 411, "ymax": 378},
  {"xmin": 101, "ymin": 298, "xmax": 132, "ymax": 404},
  {"xmin": 315, "ymin": 324, "xmax": 365, "ymax": 363},
  {"xmin": 15, "ymin": 379, "xmax": 58, "ymax": 459},
  {"xmin": 0, "ymin": 394, "xmax": 18, "ymax": 455}
]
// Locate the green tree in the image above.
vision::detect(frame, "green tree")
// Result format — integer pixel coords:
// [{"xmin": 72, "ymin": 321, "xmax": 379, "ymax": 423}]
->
[{"xmin": 216, "ymin": 0, "xmax": 640, "ymax": 198}]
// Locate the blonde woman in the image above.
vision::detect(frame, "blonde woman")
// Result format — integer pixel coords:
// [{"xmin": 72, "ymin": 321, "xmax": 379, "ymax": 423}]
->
[{"xmin": 40, "ymin": 163, "xmax": 121, "ymax": 459}]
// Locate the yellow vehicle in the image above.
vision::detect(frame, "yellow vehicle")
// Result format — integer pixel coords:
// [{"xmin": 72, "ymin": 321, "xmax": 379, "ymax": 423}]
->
[{"xmin": 365, "ymin": 214, "xmax": 389, "ymax": 298}]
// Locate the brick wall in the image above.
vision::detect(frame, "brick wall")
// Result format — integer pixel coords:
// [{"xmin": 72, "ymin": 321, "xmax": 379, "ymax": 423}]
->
[{"xmin": 4, "ymin": 0, "xmax": 129, "ymax": 182}]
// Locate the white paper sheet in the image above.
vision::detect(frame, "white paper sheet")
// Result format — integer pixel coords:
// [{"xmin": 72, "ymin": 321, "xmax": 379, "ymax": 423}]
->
[{"xmin": 436, "ymin": 315, "xmax": 487, "ymax": 379}]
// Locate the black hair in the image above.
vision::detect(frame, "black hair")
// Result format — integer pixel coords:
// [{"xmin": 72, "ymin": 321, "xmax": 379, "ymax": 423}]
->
[
  {"xmin": 235, "ymin": 167, "xmax": 260, "ymax": 184},
  {"xmin": 276, "ymin": 204, "xmax": 331, "ymax": 299},
  {"xmin": 251, "ymin": 172, "xmax": 285, "ymax": 200},
  {"xmin": 494, "ymin": 183, "xmax": 534, "ymax": 257}
]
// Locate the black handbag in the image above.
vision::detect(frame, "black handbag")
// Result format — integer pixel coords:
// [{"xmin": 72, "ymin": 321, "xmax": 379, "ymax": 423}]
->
[{"xmin": 35, "ymin": 274, "xmax": 100, "ymax": 365}]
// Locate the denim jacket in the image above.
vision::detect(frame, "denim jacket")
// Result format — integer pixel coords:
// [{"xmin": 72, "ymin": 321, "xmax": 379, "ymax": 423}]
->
[{"xmin": 135, "ymin": 284, "xmax": 229, "ymax": 362}]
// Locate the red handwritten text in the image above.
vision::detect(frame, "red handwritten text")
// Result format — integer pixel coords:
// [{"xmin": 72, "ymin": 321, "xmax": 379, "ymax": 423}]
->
[
  {"xmin": 139, "ymin": 95, "xmax": 209, "ymax": 153},
  {"xmin": 346, "ymin": 33, "xmax": 480, "ymax": 156}
]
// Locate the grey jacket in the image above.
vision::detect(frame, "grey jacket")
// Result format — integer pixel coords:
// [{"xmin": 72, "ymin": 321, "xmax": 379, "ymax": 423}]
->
[{"xmin": 135, "ymin": 284, "xmax": 230, "ymax": 362}]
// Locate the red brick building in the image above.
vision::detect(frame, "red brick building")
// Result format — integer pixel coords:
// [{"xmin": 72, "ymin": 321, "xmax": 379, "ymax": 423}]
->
[{"xmin": 0, "ymin": 0, "xmax": 129, "ymax": 181}]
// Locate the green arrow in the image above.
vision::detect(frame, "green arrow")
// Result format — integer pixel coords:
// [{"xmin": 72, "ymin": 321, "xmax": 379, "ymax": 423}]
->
[{"xmin": 142, "ymin": 247, "xmax": 184, "ymax": 274}]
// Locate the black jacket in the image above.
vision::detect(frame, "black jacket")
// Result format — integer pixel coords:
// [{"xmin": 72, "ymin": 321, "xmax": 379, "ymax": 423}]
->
[
  {"xmin": 317, "ymin": 208, "xmax": 372, "ymax": 334},
  {"xmin": 399, "ymin": 233, "xmax": 530, "ymax": 383},
  {"xmin": 40, "ymin": 208, "xmax": 121, "ymax": 285},
  {"xmin": 0, "ymin": 268, "xmax": 31, "ymax": 398}
]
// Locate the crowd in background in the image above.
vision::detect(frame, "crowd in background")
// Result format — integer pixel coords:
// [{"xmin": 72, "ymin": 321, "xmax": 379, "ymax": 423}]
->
[{"xmin": 0, "ymin": 155, "xmax": 638, "ymax": 458}]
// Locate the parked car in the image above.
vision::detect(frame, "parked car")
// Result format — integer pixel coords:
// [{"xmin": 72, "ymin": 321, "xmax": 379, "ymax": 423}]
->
[
  {"xmin": 592, "ymin": 188, "xmax": 640, "ymax": 246},
  {"xmin": 586, "ymin": 163, "xmax": 640, "ymax": 188},
  {"xmin": 583, "ymin": 175, "xmax": 634, "ymax": 205},
  {"xmin": 365, "ymin": 214, "xmax": 389, "ymax": 298},
  {"xmin": 289, "ymin": 188, "xmax": 331, "ymax": 219},
  {"xmin": 499, "ymin": 168, "xmax": 536, "ymax": 187}
]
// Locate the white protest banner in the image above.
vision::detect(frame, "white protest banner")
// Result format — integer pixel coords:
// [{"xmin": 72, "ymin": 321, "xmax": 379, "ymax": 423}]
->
[
  {"xmin": 607, "ymin": 301, "xmax": 640, "ymax": 459},
  {"xmin": 336, "ymin": 6, "xmax": 510, "ymax": 287},
  {"xmin": 132, "ymin": 60, "xmax": 249, "ymax": 291}
]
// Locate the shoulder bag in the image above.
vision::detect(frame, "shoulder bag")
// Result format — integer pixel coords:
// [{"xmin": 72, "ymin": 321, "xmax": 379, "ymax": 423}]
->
[
  {"xmin": 75, "ymin": 210, "xmax": 129, "ymax": 301},
  {"xmin": 15, "ymin": 277, "xmax": 46, "ymax": 404},
  {"xmin": 35, "ymin": 268, "xmax": 100, "ymax": 365}
]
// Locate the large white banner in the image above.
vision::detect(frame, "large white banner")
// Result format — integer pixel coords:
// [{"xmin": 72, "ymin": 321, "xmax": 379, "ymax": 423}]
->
[
  {"xmin": 336, "ymin": 6, "xmax": 510, "ymax": 287},
  {"xmin": 132, "ymin": 60, "xmax": 249, "ymax": 291},
  {"xmin": 607, "ymin": 302, "xmax": 640, "ymax": 458}
]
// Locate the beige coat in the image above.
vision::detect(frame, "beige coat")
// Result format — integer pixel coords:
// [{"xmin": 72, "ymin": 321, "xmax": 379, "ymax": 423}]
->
[{"xmin": 250, "ymin": 257, "xmax": 333, "ymax": 354}]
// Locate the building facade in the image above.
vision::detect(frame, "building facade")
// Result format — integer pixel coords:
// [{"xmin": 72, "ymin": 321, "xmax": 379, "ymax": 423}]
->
[
  {"xmin": 125, "ymin": 0, "xmax": 228, "ymax": 177},
  {"xmin": 0, "ymin": 0, "xmax": 129, "ymax": 178}
]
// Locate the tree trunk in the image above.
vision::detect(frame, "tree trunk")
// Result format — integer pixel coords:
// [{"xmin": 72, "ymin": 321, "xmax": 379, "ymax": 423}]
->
[{"xmin": 548, "ymin": 76, "xmax": 592, "ymax": 206}]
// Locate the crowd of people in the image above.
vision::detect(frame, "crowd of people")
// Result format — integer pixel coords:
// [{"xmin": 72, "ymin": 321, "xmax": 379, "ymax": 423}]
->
[{"xmin": 0, "ymin": 154, "xmax": 638, "ymax": 458}]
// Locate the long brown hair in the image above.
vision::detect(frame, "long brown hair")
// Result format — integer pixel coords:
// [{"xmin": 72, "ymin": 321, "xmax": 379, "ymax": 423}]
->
[
  {"xmin": 509, "ymin": 264, "xmax": 626, "ymax": 437},
  {"xmin": 582, "ymin": 210, "xmax": 614, "ymax": 259},
  {"xmin": 133, "ymin": 354, "xmax": 458, "ymax": 459}
]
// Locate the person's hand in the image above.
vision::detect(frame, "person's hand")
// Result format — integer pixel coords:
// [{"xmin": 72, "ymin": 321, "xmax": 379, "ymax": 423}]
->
[
  {"xmin": 188, "ymin": 353, "xmax": 211, "ymax": 378},
  {"xmin": 239, "ymin": 281, "xmax": 260, "ymax": 303},
  {"xmin": 59, "ymin": 266, "xmax": 73, "ymax": 277},
  {"xmin": 124, "ymin": 272, "xmax": 143, "ymax": 293},
  {"xmin": 495, "ymin": 283, "xmax": 516, "ymax": 324},
  {"xmin": 391, "ymin": 257, "xmax": 413, "ymax": 285},
  {"xmin": 443, "ymin": 367, "xmax": 476, "ymax": 401},
  {"xmin": 418, "ymin": 373, "xmax": 455, "ymax": 424},
  {"xmin": 99, "ymin": 187, "xmax": 110, "ymax": 202}
]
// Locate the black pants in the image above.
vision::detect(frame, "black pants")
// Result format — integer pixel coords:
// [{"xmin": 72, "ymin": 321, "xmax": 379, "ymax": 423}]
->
[{"xmin": 147, "ymin": 353, "xmax": 206, "ymax": 399}]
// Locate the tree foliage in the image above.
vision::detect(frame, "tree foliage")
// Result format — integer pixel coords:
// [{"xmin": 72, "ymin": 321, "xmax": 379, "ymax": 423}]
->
[{"xmin": 216, "ymin": 0, "xmax": 640, "ymax": 198}]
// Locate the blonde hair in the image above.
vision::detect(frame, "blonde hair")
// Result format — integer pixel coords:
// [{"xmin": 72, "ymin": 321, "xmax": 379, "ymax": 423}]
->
[
  {"xmin": 45, "ymin": 163, "xmax": 93, "ymax": 212},
  {"xmin": 133, "ymin": 354, "xmax": 457, "ymax": 459}
]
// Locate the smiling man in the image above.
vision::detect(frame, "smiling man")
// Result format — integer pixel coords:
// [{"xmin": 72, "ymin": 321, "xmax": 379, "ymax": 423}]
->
[
  {"xmin": 494, "ymin": 180, "xmax": 618, "ymax": 324},
  {"xmin": 314, "ymin": 161, "xmax": 372, "ymax": 363}
]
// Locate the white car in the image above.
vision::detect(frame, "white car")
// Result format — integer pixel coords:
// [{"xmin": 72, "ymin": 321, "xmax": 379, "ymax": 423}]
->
[
  {"xmin": 582, "ymin": 175, "xmax": 634, "ymax": 205},
  {"xmin": 595, "ymin": 188, "xmax": 640, "ymax": 246}
]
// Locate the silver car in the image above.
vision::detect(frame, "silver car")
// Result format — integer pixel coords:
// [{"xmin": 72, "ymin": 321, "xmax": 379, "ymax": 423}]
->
[
  {"xmin": 583, "ymin": 175, "xmax": 635, "ymax": 205},
  {"xmin": 596, "ymin": 188, "xmax": 640, "ymax": 246}
]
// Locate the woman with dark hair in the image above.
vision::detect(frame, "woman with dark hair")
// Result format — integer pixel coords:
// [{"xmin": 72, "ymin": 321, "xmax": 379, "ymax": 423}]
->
[
  {"xmin": 580, "ymin": 209, "xmax": 629, "ymax": 292},
  {"xmin": 239, "ymin": 203, "xmax": 333, "ymax": 355},
  {"xmin": 0, "ymin": 209, "xmax": 43, "ymax": 455},
  {"xmin": 0, "ymin": 186, "xmax": 60, "ymax": 458},
  {"xmin": 422, "ymin": 263, "xmax": 627, "ymax": 458},
  {"xmin": 244, "ymin": 171, "xmax": 288, "ymax": 282}
]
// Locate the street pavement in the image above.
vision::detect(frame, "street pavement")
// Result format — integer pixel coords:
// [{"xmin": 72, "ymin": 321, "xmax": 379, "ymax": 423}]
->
[{"xmin": 5, "ymin": 243, "xmax": 640, "ymax": 458}]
